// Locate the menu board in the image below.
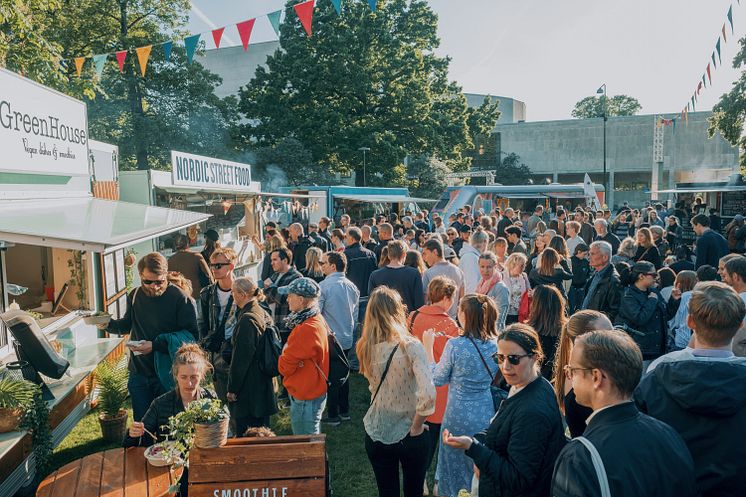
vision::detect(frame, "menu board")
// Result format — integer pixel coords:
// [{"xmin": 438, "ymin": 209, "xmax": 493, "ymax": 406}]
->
[
  {"xmin": 104, "ymin": 253, "xmax": 117, "ymax": 299},
  {"xmin": 722, "ymin": 191, "xmax": 746, "ymax": 217},
  {"xmin": 102, "ymin": 249, "xmax": 128, "ymax": 306}
]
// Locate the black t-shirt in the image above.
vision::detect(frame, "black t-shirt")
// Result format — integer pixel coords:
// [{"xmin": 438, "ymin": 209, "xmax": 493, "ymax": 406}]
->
[{"xmin": 368, "ymin": 266, "xmax": 424, "ymax": 313}]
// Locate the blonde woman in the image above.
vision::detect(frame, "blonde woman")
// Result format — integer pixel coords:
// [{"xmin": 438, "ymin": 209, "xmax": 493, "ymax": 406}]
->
[
  {"xmin": 261, "ymin": 233, "xmax": 287, "ymax": 282},
  {"xmin": 357, "ymin": 286, "xmax": 436, "ymax": 497},
  {"xmin": 502, "ymin": 252, "xmax": 530, "ymax": 324},
  {"xmin": 300, "ymin": 247, "xmax": 325, "ymax": 283},
  {"xmin": 635, "ymin": 227, "xmax": 662, "ymax": 269}
]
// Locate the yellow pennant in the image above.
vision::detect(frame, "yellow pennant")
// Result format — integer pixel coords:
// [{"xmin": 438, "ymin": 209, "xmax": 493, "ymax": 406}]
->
[
  {"xmin": 74, "ymin": 57, "xmax": 85, "ymax": 77},
  {"xmin": 135, "ymin": 45, "xmax": 153, "ymax": 77}
]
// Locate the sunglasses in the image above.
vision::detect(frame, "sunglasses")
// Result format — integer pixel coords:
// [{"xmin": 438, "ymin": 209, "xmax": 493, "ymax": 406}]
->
[
  {"xmin": 210, "ymin": 262, "xmax": 231, "ymax": 269},
  {"xmin": 142, "ymin": 279, "xmax": 166, "ymax": 286},
  {"xmin": 494, "ymin": 353, "xmax": 533, "ymax": 366}
]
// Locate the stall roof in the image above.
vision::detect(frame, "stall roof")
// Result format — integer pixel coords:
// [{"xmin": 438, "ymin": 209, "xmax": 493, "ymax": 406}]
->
[
  {"xmin": 0, "ymin": 197, "xmax": 210, "ymax": 254},
  {"xmin": 657, "ymin": 186, "xmax": 746, "ymax": 194},
  {"xmin": 332, "ymin": 194, "xmax": 438, "ymax": 203},
  {"xmin": 156, "ymin": 186, "xmax": 323, "ymax": 199}
]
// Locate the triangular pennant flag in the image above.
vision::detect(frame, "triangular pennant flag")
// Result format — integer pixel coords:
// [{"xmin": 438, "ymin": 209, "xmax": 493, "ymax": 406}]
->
[
  {"xmin": 212, "ymin": 27, "xmax": 225, "ymax": 49},
  {"xmin": 691, "ymin": 96, "xmax": 696, "ymax": 110},
  {"xmin": 331, "ymin": 0, "xmax": 342, "ymax": 14},
  {"xmin": 116, "ymin": 50, "xmax": 128, "ymax": 73},
  {"xmin": 135, "ymin": 45, "xmax": 152, "ymax": 77},
  {"xmin": 293, "ymin": 0, "xmax": 315, "ymax": 37},
  {"xmin": 236, "ymin": 19, "xmax": 256, "ymax": 51},
  {"xmin": 723, "ymin": 23, "xmax": 728, "ymax": 42},
  {"xmin": 702, "ymin": 74, "xmax": 707, "ymax": 89},
  {"xmin": 92, "ymin": 54, "xmax": 107, "ymax": 78},
  {"xmin": 74, "ymin": 57, "xmax": 85, "ymax": 77},
  {"xmin": 267, "ymin": 10, "xmax": 282, "ymax": 37},
  {"xmin": 716, "ymin": 38, "xmax": 722, "ymax": 63},
  {"xmin": 706, "ymin": 63, "xmax": 712, "ymax": 85},
  {"xmin": 163, "ymin": 41, "xmax": 173, "ymax": 61},
  {"xmin": 368, "ymin": 0, "xmax": 377, "ymax": 11},
  {"xmin": 712, "ymin": 52, "xmax": 718, "ymax": 69},
  {"xmin": 697, "ymin": 80, "xmax": 703, "ymax": 93},
  {"xmin": 185, "ymin": 34, "xmax": 201, "ymax": 63},
  {"xmin": 728, "ymin": 5, "xmax": 734, "ymax": 33}
]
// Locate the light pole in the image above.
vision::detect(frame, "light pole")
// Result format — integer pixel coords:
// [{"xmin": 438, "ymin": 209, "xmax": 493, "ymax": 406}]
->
[
  {"xmin": 596, "ymin": 84, "xmax": 608, "ymax": 201},
  {"xmin": 358, "ymin": 147, "xmax": 370, "ymax": 186}
]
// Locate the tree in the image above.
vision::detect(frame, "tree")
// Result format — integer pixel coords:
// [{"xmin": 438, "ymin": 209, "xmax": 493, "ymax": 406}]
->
[
  {"xmin": 407, "ymin": 155, "xmax": 450, "ymax": 199},
  {"xmin": 571, "ymin": 95, "xmax": 642, "ymax": 118},
  {"xmin": 709, "ymin": 37, "xmax": 746, "ymax": 170},
  {"xmin": 494, "ymin": 153, "xmax": 532, "ymax": 185},
  {"xmin": 237, "ymin": 0, "xmax": 500, "ymax": 186},
  {"xmin": 254, "ymin": 137, "xmax": 330, "ymax": 187}
]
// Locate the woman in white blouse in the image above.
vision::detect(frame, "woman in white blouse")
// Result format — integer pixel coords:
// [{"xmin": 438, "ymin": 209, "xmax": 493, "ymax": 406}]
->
[{"xmin": 357, "ymin": 286, "xmax": 437, "ymax": 497}]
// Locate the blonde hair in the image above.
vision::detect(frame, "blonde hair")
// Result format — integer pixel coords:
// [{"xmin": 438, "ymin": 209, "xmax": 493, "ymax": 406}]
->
[
  {"xmin": 210, "ymin": 247, "xmax": 238, "ymax": 264},
  {"xmin": 505, "ymin": 252, "xmax": 527, "ymax": 274},
  {"xmin": 265, "ymin": 233, "xmax": 286, "ymax": 252},
  {"xmin": 356, "ymin": 287, "xmax": 409, "ymax": 377},
  {"xmin": 171, "ymin": 343, "xmax": 212, "ymax": 384},
  {"xmin": 167, "ymin": 271, "xmax": 192, "ymax": 297},
  {"xmin": 232, "ymin": 277, "xmax": 265, "ymax": 302},
  {"xmin": 636, "ymin": 227, "xmax": 654, "ymax": 249},
  {"xmin": 304, "ymin": 247, "xmax": 324, "ymax": 278}
]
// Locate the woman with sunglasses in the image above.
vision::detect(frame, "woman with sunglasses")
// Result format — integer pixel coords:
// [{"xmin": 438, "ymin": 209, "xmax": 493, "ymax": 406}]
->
[{"xmin": 441, "ymin": 324, "xmax": 565, "ymax": 497}]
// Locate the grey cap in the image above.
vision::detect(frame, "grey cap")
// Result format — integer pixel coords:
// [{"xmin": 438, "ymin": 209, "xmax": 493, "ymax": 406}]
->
[
  {"xmin": 278, "ymin": 277, "xmax": 321, "ymax": 298},
  {"xmin": 735, "ymin": 214, "xmax": 744, "ymax": 222}
]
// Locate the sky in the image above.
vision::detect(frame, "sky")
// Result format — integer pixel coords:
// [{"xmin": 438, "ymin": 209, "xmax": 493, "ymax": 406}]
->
[{"xmin": 186, "ymin": 0, "xmax": 745, "ymax": 122}]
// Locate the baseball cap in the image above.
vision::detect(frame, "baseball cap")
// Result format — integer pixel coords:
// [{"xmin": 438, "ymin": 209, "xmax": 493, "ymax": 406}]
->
[
  {"xmin": 278, "ymin": 277, "xmax": 321, "ymax": 298},
  {"xmin": 204, "ymin": 229, "xmax": 219, "ymax": 242}
]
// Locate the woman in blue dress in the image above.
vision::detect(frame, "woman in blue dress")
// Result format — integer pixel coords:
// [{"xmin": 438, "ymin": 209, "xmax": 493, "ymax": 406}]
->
[{"xmin": 423, "ymin": 294, "xmax": 499, "ymax": 497}]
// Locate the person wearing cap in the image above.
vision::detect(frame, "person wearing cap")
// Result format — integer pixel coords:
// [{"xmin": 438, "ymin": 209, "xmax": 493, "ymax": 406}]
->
[
  {"xmin": 277, "ymin": 277, "xmax": 330, "ymax": 435},
  {"xmin": 615, "ymin": 261, "xmax": 668, "ymax": 362},
  {"xmin": 201, "ymin": 229, "xmax": 220, "ymax": 264}
]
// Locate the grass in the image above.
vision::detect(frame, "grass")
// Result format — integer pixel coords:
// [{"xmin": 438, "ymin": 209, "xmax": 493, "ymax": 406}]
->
[{"xmin": 51, "ymin": 374, "xmax": 382, "ymax": 496}]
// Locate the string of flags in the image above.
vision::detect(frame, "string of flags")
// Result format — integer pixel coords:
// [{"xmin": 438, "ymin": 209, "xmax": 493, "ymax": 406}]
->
[
  {"xmin": 66, "ymin": 0, "xmax": 380, "ymax": 79},
  {"xmin": 679, "ymin": 1, "xmax": 741, "ymax": 125}
]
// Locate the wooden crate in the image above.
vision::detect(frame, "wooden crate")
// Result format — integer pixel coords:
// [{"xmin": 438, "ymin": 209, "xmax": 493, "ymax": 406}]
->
[{"xmin": 189, "ymin": 435, "xmax": 327, "ymax": 497}]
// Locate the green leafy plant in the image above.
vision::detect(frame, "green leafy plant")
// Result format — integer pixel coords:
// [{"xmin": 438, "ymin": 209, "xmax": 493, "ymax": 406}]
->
[
  {"xmin": 66, "ymin": 250, "xmax": 87, "ymax": 308},
  {"xmin": 94, "ymin": 359, "xmax": 128, "ymax": 418},
  {"xmin": 0, "ymin": 377, "xmax": 36, "ymax": 408}
]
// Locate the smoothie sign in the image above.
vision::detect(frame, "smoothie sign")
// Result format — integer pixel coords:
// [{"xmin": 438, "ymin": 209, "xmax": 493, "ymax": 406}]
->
[
  {"xmin": 0, "ymin": 68, "xmax": 89, "ymax": 177},
  {"xmin": 171, "ymin": 150, "xmax": 253, "ymax": 192}
]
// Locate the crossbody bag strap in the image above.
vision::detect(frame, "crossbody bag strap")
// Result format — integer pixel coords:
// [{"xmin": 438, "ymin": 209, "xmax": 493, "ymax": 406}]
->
[
  {"xmin": 313, "ymin": 323, "xmax": 333, "ymax": 384},
  {"xmin": 370, "ymin": 343, "xmax": 400, "ymax": 406},
  {"xmin": 574, "ymin": 437, "xmax": 612, "ymax": 497},
  {"xmin": 408, "ymin": 310, "xmax": 420, "ymax": 335},
  {"xmin": 467, "ymin": 336, "xmax": 495, "ymax": 382}
]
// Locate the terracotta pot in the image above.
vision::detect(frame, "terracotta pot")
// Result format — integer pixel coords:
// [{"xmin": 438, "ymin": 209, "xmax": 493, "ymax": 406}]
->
[
  {"xmin": 0, "ymin": 408, "xmax": 22, "ymax": 433},
  {"xmin": 99, "ymin": 409, "xmax": 128, "ymax": 443}
]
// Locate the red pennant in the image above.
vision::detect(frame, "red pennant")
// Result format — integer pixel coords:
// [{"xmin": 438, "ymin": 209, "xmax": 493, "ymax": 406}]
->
[
  {"xmin": 706, "ymin": 63, "xmax": 712, "ymax": 85},
  {"xmin": 697, "ymin": 81, "xmax": 703, "ymax": 94},
  {"xmin": 236, "ymin": 19, "xmax": 256, "ymax": 51},
  {"xmin": 116, "ymin": 50, "xmax": 128, "ymax": 73},
  {"xmin": 293, "ymin": 0, "xmax": 315, "ymax": 37},
  {"xmin": 212, "ymin": 27, "xmax": 225, "ymax": 48}
]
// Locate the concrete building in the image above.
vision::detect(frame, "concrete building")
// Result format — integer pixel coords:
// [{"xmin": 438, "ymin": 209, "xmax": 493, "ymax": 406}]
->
[
  {"xmin": 196, "ymin": 41, "xmax": 281, "ymax": 98},
  {"xmin": 491, "ymin": 111, "xmax": 739, "ymax": 209},
  {"xmin": 465, "ymin": 93, "xmax": 526, "ymax": 124}
]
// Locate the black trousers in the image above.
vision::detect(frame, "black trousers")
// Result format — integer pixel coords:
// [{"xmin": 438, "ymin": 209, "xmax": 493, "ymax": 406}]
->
[
  {"xmin": 235, "ymin": 415, "xmax": 271, "ymax": 438},
  {"xmin": 327, "ymin": 349, "xmax": 351, "ymax": 418},
  {"xmin": 365, "ymin": 431, "xmax": 431, "ymax": 497},
  {"xmin": 424, "ymin": 422, "xmax": 441, "ymax": 475}
]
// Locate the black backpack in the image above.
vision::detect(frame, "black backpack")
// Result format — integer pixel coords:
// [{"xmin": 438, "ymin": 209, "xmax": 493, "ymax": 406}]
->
[
  {"xmin": 257, "ymin": 323, "xmax": 283, "ymax": 377},
  {"xmin": 315, "ymin": 327, "xmax": 351, "ymax": 388}
]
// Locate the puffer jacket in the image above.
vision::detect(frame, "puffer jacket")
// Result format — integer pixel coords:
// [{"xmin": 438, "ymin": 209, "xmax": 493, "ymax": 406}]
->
[{"xmin": 615, "ymin": 285, "xmax": 667, "ymax": 359}]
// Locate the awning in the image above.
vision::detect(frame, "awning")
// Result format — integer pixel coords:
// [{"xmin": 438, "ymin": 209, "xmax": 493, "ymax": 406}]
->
[
  {"xmin": 657, "ymin": 186, "xmax": 746, "ymax": 194},
  {"xmin": 0, "ymin": 197, "xmax": 210, "ymax": 254},
  {"xmin": 155, "ymin": 187, "xmax": 323, "ymax": 199},
  {"xmin": 332, "ymin": 194, "xmax": 437, "ymax": 203}
]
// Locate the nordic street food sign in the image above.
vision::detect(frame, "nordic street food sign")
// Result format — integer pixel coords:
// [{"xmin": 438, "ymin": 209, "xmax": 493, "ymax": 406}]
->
[
  {"xmin": 0, "ymin": 68, "xmax": 89, "ymax": 177},
  {"xmin": 171, "ymin": 150, "xmax": 253, "ymax": 192}
]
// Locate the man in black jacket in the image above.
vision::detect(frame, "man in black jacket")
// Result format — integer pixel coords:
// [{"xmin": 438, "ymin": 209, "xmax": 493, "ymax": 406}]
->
[
  {"xmin": 582, "ymin": 241, "xmax": 623, "ymax": 322},
  {"xmin": 308, "ymin": 222, "xmax": 329, "ymax": 252},
  {"xmin": 636, "ymin": 281, "xmax": 746, "ymax": 497},
  {"xmin": 288, "ymin": 223, "xmax": 315, "ymax": 271},
  {"xmin": 343, "ymin": 227, "xmax": 378, "ymax": 297},
  {"xmin": 552, "ymin": 330, "xmax": 696, "ymax": 497},
  {"xmin": 593, "ymin": 218, "xmax": 620, "ymax": 255},
  {"xmin": 318, "ymin": 217, "xmax": 333, "ymax": 247},
  {"xmin": 373, "ymin": 222, "xmax": 393, "ymax": 262},
  {"xmin": 692, "ymin": 213, "xmax": 729, "ymax": 269},
  {"xmin": 361, "ymin": 225, "xmax": 379, "ymax": 254}
]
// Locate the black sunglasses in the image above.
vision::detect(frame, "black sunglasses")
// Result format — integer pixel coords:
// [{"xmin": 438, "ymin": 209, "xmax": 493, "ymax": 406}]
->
[
  {"xmin": 494, "ymin": 353, "xmax": 533, "ymax": 366},
  {"xmin": 142, "ymin": 279, "xmax": 166, "ymax": 286},
  {"xmin": 210, "ymin": 263, "xmax": 231, "ymax": 269}
]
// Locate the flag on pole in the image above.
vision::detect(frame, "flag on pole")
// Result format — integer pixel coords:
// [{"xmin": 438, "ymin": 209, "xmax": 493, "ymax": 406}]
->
[
  {"xmin": 116, "ymin": 50, "xmax": 127, "ymax": 72},
  {"xmin": 236, "ymin": 19, "xmax": 256, "ymax": 50},
  {"xmin": 293, "ymin": 0, "xmax": 315, "ymax": 37},
  {"xmin": 583, "ymin": 173, "xmax": 602, "ymax": 211},
  {"xmin": 267, "ymin": 10, "xmax": 282, "ymax": 37},
  {"xmin": 135, "ymin": 45, "xmax": 152, "ymax": 76}
]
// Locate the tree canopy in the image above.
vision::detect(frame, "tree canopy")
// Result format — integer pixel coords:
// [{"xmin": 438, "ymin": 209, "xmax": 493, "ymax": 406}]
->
[
  {"xmin": 709, "ymin": 36, "xmax": 746, "ymax": 170},
  {"xmin": 237, "ymin": 0, "xmax": 500, "ymax": 186},
  {"xmin": 572, "ymin": 94, "xmax": 642, "ymax": 118}
]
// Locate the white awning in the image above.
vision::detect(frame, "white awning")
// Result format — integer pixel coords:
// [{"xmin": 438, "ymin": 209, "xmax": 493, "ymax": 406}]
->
[
  {"xmin": 0, "ymin": 197, "xmax": 210, "ymax": 254},
  {"xmin": 332, "ymin": 194, "xmax": 437, "ymax": 203},
  {"xmin": 657, "ymin": 186, "xmax": 746, "ymax": 194}
]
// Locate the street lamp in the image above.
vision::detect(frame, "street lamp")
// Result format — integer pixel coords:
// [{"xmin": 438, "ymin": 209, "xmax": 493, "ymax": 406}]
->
[
  {"xmin": 358, "ymin": 147, "xmax": 370, "ymax": 187},
  {"xmin": 596, "ymin": 83, "xmax": 608, "ymax": 200}
]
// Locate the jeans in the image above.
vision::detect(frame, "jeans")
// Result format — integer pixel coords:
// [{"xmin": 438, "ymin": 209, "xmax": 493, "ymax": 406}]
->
[
  {"xmin": 365, "ymin": 431, "xmax": 431, "ymax": 497},
  {"xmin": 327, "ymin": 349, "xmax": 351, "ymax": 418},
  {"xmin": 128, "ymin": 371, "xmax": 164, "ymax": 422},
  {"xmin": 289, "ymin": 393, "xmax": 327, "ymax": 435}
]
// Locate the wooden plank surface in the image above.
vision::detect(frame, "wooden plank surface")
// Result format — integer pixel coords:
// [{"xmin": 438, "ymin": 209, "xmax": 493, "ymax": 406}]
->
[
  {"xmin": 36, "ymin": 469, "xmax": 56, "ymax": 497},
  {"xmin": 100, "ymin": 448, "xmax": 125, "ymax": 497},
  {"xmin": 48, "ymin": 459, "xmax": 81, "ymax": 497},
  {"xmin": 189, "ymin": 478, "xmax": 326, "ymax": 497},
  {"xmin": 124, "ymin": 447, "xmax": 148, "ymax": 497},
  {"xmin": 146, "ymin": 459, "xmax": 175, "ymax": 497},
  {"xmin": 189, "ymin": 441, "xmax": 326, "ymax": 482},
  {"xmin": 75, "ymin": 451, "xmax": 103, "ymax": 497}
]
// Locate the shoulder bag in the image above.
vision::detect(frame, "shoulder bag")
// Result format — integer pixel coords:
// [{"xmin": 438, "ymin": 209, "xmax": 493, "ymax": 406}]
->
[
  {"xmin": 574, "ymin": 436, "xmax": 611, "ymax": 497},
  {"xmin": 369, "ymin": 343, "xmax": 400, "ymax": 406},
  {"xmin": 467, "ymin": 336, "xmax": 507, "ymax": 412}
]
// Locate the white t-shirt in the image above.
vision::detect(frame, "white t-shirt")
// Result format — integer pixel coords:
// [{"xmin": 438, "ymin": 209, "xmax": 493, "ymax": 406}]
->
[{"xmin": 216, "ymin": 285, "xmax": 235, "ymax": 339}]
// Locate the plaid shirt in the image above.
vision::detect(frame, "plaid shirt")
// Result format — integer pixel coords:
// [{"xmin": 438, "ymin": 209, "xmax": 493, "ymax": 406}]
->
[{"xmin": 264, "ymin": 268, "xmax": 302, "ymax": 339}]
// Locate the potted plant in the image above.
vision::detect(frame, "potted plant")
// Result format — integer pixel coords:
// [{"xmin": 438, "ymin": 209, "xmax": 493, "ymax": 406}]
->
[
  {"xmin": 166, "ymin": 398, "xmax": 230, "ymax": 455},
  {"xmin": 0, "ymin": 377, "xmax": 35, "ymax": 433},
  {"xmin": 94, "ymin": 359, "xmax": 129, "ymax": 442}
]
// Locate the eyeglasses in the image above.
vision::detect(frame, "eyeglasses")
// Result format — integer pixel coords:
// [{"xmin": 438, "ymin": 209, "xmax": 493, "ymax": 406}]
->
[
  {"xmin": 319, "ymin": 260, "xmax": 328, "ymax": 265},
  {"xmin": 141, "ymin": 279, "xmax": 166, "ymax": 286},
  {"xmin": 210, "ymin": 262, "xmax": 231, "ymax": 269},
  {"xmin": 494, "ymin": 353, "xmax": 533, "ymax": 366},
  {"xmin": 563, "ymin": 364, "xmax": 593, "ymax": 379}
]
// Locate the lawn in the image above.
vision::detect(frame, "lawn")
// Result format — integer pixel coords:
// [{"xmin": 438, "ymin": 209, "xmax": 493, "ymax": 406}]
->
[{"xmin": 51, "ymin": 373, "xmax": 383, "ymax": 496}]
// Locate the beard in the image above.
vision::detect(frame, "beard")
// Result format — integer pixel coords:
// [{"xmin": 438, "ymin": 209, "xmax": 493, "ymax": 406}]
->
[{"xmin": 141, "ymin": 284, "xmax": 167, "ymax": 297}]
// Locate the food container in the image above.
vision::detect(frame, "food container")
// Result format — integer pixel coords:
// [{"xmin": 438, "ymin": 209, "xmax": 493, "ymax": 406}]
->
[
  {"xmin": 144, "ymin": 441, "xmax": 181, "ymax": 467},
  {"xmin": 83, "ymin": 313, "xmax": 111, "ymax": 326}
]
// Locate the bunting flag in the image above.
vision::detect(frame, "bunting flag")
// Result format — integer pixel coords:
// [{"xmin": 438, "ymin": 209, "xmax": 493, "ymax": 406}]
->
[
  {"xmin": 92, "ymin": 54, "xmax": 107, "ymax": 78},
  {"xmin": 331, "ymin": 0, "xmax": 342, "ymax": 14},
  {"xmin": 706, "ymin": 63, "xmax": 712, "ymax": 85},
  {"xmin": 716, "ymin": 38, "xmax": 722, "ymax": 63},
  {"xmin": 691, "ymin": 96, "xmax": 696, "ymax": 111},
  {"xmin": 135, "ymin": 45, "xmax": 152, "ymax": 77},
  {"xmin": 212, "ymin": 27, "xmax": 225, "ymax": 49},
  {"xmin": 702, "ymin": 74, "xmax": 707, "ymax": 89},
  {"xmin": 115, "ymin": 50, "xmax": 127, "ymax": 72},
  {"xmin": 712, "ymin": 51, "xmax": 717, "ymax": 69},
  {"xmin": 728, "ymin": 5, "xmax": 734, "ymax": 33},
  {"xmin": 368, "ymin": 0, "xmax": 377, "ymax": 11},
  {"xmin": 723, "ymin": 23, "xmax": 728, "ymax": 42},
  {"xmin": 293, "ymin": 0, "xmax": 315, "ymax": 37},
  {"xmin": 163, "ymin": 41, "xmax": 173, "ymax": 61},
  {"xmin": 185, "ymin": 34, "xmax": 200, "ymax": 63},
  {"xmin": 236, "ymin": 19, "xmax": 256, "ymax": 50},
  {"xmin": 267, "ymin": 10, "xmax": 282, "ymax": 37},
  {"xmin": 697, "ymin": 80, "xmax": 703, "ymax": 94},
  {"xmin": 74, "ymin": 57, "xmax": 85, "ymax": 77}
]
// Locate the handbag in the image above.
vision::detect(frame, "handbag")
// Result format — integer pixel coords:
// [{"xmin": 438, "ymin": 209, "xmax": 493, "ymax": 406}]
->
[{"xmin": 467, "ymin": 336, "xmax": 507, "ymax": 412}]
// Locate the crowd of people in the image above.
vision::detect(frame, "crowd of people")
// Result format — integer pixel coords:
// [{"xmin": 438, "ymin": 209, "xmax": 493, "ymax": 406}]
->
[{"xmin": 103, "ymin": 200, "xmax": 746, "ymax": 497}]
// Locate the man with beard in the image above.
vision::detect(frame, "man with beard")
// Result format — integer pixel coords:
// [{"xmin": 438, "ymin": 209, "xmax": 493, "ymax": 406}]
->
[{"xmin": 105, "ymin": 252, "xmax": 198, "ymax": 421}]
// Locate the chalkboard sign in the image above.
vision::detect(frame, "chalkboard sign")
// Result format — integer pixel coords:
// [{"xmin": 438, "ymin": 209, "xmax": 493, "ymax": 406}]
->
[{"xmin": 722, "ymin": 191, "xmax": 746, "ymax": 217}]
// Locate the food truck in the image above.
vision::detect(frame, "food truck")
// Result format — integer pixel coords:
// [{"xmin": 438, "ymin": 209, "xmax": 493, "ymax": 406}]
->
[{"xmin": 0, "ymin": 68, "xmax": 209, "ymax": 496}]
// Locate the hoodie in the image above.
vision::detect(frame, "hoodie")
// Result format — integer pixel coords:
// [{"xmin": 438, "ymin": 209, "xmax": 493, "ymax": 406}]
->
[
  {"xmin": 459, "ymin": 243, "xmax": 481, "ymax": 294},
  {"xmin": 635, "ymin": 356, "xmax": 746, "ymax": 497}
]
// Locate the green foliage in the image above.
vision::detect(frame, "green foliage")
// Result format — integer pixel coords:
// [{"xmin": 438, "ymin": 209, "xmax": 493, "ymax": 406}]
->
[
  {"xmin": 0, "ymin": 377, "xmax": 36, "ymax": 408},
  {"xmin": 66, "ymin": 250, "xmax": 86, "ymax": 308},
  {"xmin": 495, "ymin": 153, "xmax": 532, "ymax": 185},
  {"xmin": 407, "ymin": 156, "xmax": 450, "ymax": 199},
  {"xmin": 94, "ymin": 359, "xmax": 128, "ymax": 418},
  {"xmin": 254, "ymin": 137, "xmax": 330, "ymax": 187},
  {"xmin": 165, "ymin": 398, "xmax": 229, "ymax": 457},
  {"xmin": 572, "ymin": 95, "xmax": 642, "ymax": 118},
  {"xmin": 709, "ymin": 36, "xmax": 746, "ymax": 171},
  {"xmin": 237, "ymin": 0, "xmax": 499, "ymax": 186}
]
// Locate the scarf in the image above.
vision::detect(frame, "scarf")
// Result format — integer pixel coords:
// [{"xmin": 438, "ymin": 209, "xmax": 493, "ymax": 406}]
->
[
  {"xmin": 476, "ymin": 271, "xmax": 502, "ymax": 295},
  {"xmin": 284, "ymin": 305, "xmax": 320, "ymax": 329}
]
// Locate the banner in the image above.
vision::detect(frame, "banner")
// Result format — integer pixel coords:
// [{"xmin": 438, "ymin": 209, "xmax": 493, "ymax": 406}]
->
[{"xmin": 171, "ymin": 150, "xmax": 254, "ymax": 192}]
